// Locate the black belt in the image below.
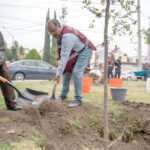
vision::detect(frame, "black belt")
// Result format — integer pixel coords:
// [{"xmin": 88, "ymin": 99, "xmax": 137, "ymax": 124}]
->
[{"xmin": 78, "ymin": 45, "xmax": 87, "ymax": 54}]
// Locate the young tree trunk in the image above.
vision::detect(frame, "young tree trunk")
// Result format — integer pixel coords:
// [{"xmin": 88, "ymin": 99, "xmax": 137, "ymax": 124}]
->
[{"xmin": 103, "ymin": 0, "xmax": 110, "ymax": 150}]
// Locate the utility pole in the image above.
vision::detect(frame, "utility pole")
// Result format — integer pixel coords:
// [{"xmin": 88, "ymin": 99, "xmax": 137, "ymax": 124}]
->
[{"xmin": 137, "ymin": 0, "xmax": 142, "ymax": 70}]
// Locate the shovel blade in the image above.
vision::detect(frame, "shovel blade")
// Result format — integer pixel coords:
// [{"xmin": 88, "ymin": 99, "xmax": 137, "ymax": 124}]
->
[
  {"xmin": 50, "ymin": 95, "xmax": 55, "ymax": 101},
  {"xmin": 16, "ymin": 88, "xmax": 50, "ymax": 106}
]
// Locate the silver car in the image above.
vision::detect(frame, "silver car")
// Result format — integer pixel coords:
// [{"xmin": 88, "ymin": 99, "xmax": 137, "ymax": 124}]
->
[
  {"xmin": 7, "ymin": 60, "xmax": 57, "ymax": 81},
  {"xmin": 121, "ymin": 71, "xmax": 137, "ymax": 81}
]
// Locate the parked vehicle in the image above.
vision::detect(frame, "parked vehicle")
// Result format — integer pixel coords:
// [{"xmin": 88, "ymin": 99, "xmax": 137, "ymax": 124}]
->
[
  {"xmin": 7, "ymin": 60, "xmax": 57, "ymax": 81},
  {"xmin": 134, "ymin": 70, "xmax": 150, "ymax": 81},
  {"xmin": 121, "ymin": 71, "xmax": 137, "ymax": 81}
]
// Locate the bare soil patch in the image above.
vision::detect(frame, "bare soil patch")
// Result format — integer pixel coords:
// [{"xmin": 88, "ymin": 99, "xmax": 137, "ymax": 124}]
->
[{"xmin": 0, "ymin": 100, "xmax": 150, "ymax": 150}]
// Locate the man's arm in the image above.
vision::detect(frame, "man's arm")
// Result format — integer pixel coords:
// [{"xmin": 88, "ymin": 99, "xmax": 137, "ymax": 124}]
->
[
  {"xmin": 95, "ymin": 52, "xmax": 98, "ymax": 66},
  {"xmin": 57, "ymin": 34, "xmax": 76, "ymax": 77}
]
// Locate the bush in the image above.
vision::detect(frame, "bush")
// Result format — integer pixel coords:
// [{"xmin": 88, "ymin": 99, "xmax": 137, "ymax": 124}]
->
[{"xmin": 25, "ymin": 49, "xmax": 41, "ymax": 60}]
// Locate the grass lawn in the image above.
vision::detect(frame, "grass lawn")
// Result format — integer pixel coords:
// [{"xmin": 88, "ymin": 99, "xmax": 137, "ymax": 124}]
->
[
  {"xmin": 0, "ymin": 80, "xmax": 150, "ymax": 110},
  {"xmin": 0, "ymin": 80, "xmax": 150, "ymax": 150}
]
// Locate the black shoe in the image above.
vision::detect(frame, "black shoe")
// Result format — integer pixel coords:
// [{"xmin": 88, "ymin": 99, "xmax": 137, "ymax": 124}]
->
[
  {"xmin": 55, "ymin": 95, "xmax": 68, "ymax": 102},
  {"xmin": 68, "ymin": 100, "xmax": 82, "ymax": 107},
  {"xmin": 9, "ymin": 105, "xmax": 23, "ymax": 111}
]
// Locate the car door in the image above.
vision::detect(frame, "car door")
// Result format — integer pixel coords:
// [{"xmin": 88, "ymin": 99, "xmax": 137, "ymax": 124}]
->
[
  {"xmin": 21, "ymin": 61, "xmax": 40, "ymax": 79},
  {"xmin": 37, "ymin": 61, "xmax": 57, "ymax": 80}
]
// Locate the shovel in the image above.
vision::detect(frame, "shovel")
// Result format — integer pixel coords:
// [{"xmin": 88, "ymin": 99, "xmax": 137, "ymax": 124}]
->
[
  {"xmin": 50, "ymin": 67, "xmax": 59, "ymax": 101},
  {"xmin": 50, "ymin": 80, "xmax": 57, "ymax": 101},
  {"xmin": 0, "ymin": 76, "xmax": 49, "ymax": 106}
]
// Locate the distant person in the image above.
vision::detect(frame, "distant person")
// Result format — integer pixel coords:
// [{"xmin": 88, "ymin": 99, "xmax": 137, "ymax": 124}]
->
[
  {"xmin": 47, "ymin": 19, "xmax": 96, "ymax": 107},
  {"xmin": 108, "ymin": 51, "xmax": 115, "ymax": 79},
  {"xmin": 113, "ymin": 56, "xmax": 122, "ymax": 78},
  {"xmin": 0, "ymin": 31, "xmax": 23, "ymax": 110},
  {"xmin": 146, "ymin": 47, "xmax": 150, "ymax": 68},
  {"xmin": 95, "ymin": 42, "xmax": 104, "ymax": 84}
]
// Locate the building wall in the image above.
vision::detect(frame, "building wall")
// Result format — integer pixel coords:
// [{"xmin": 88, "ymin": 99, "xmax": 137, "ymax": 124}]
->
[{"xmin": 121, "ymin": 63, "xmax": 139, "ymax": 72}]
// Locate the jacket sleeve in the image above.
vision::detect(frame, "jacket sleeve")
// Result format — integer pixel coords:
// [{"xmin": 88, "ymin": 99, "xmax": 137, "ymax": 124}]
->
[
  {"xmin": 0, "ymin": 32, "xmax": 6, "ymax": 65},
  {"xmin": 57, "ymin": 33, "xmax": 76, "ymax": 76}
]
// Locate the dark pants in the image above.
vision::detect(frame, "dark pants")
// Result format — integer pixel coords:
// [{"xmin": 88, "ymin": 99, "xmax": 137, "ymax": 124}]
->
[
  {"xmin": 108, "ymin": 66, "xmax": 113, "ymax": 79},
  {"xmin": 115, "ymin": 69, "xmax": 121, "ymax": 78},
  {"xmin": 0, "ymin": 60, "xmax": 16, "ymax": 109}
]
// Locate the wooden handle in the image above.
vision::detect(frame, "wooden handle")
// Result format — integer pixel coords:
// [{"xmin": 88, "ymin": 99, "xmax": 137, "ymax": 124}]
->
[{"xmin": 0, "ymin": 76, "xmax": 7, "ymax": 83}]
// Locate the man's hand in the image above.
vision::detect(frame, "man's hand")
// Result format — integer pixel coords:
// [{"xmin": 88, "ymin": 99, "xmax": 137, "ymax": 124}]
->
[{"xmin": 54, "ymin": 76, "xmax": 60, "ymax": 84}]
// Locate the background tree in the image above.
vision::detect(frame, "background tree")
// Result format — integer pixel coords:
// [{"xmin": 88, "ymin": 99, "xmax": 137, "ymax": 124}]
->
[
  {"xmin": 13, "ymin": 41, "xmax": 19, "ymax": 48},
  {"xmin": 25, "ymin": 49, "xmax": 41, "ymax": 60},
  {"xmin": 83, "ymin": 0, "xmax": 137, "ymax": 37},
  {"xmin": 43, "ymin": 8, "xmax": 51, "ymax": 63},
  {"xmin": 6, "ymin": 48, "xmax": 13, "ymax": 62},
  {"xmin": 59, "ymin": 5, "xmax": 68, "ymax": 24},
  {"xmin": 5, "ymin": 41, "xmax": 25, "ymax": 62},
  {"xmin": 144, "ymin": 27, "xmax": 150, "ymax": 46},
  {"xmin": 50, "ymin": 10, "xmax": 58, "ymax": 67},
  {"xmin": 6, "ymin": 40, "xmax": 19, "ymax": 61},
  {"xmin": 11, "ymin": 45, "xmax": 18, "ymax": 61},
  {"xmin": 19, "ymin": 46, "xmax": 25, "ymax": 55}
]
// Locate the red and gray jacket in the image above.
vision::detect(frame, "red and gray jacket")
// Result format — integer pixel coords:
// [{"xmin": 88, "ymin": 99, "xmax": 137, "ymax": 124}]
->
[{"xmin": 57, "ymin": 25, "xmax": 96, "ymax": 73}]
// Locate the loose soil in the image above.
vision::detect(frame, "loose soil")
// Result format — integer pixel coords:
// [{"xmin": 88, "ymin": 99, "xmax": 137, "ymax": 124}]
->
[{"xmin": 0, "ymin": 100, "xmax": 150, "ymax": 150}]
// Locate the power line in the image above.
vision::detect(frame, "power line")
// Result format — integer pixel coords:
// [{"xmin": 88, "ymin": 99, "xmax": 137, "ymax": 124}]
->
[
  {"xmin": 0, "ymin": 3, "xmax": 49, "ymax": 9},
  {"xmin": 0, "ymin": 3, "xmax": 85, "ymax": 11},
  {"xmin": 1, "ymin": 23, "xmax": 44, "ymax": 30}
]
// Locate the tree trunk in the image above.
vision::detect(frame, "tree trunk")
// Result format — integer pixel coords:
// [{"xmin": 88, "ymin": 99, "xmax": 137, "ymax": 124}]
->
[{"xmin": 103, "ymin": 0, "xmax": 110, "ymax": 150}]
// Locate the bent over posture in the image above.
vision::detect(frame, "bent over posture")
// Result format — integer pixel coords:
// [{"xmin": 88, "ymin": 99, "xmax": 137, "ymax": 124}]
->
[{"xmin": 48, "ymin": 19, "xmax": 96, "ymax": 107}]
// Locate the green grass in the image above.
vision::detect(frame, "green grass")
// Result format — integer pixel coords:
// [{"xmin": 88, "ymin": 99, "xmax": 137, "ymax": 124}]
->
[
  {"xmin": 0, "ymin": 117, "xmax": 10, "ymax": 123},
  {"xmin": 67, "ymin": 119, "xmax": 82, "ymax": 132},
  {"xmin": 0, "ymin": 133, "xmax": 45, "ymax": 150},
  {"xmin": 124, "ymin": 80, "xmax": 150, "ymax": 103},
  {"xmin": 88, "ymin": 114, "xmax": 103, "ymax": 126},
  {"xmin": 108, "ymin": 104, "xmax": 123, "ymax": 118},
  {"xmin": 11, "ymin": 139, "xmax": 42, "ymax": 150},
  {"xmin": 0, "ymin": 80, "xmax": 150, "ymax": 110},
  {"xmin": 31, "ymin": 132, "xmax": 45, "ymax": 150},
  {"xmin": 0, "ymin": 80, "xmax": 150, "ymax": 149},
  {"xmin": 0, "ymin": 143, "xmax": 14, "ymax": 150}
]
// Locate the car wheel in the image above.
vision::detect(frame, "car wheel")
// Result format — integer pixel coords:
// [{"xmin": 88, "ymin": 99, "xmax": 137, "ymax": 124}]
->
[
  {"xmin": 127, "ymin": 76, "xmax": 132, "ymax": 81},
  {"xmin": 14, "ymin": 72, "xmax": 25, "ymax": 81}
]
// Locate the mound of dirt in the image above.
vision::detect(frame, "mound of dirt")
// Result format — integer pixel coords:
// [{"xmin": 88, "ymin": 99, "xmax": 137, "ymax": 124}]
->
[
  {"xmin": 39, "ymin": 101, "xmax": 66, "ymax": 116},
  {"xmin": 0, "ymin": 100, "xmax": 150, "ymax": 150}
]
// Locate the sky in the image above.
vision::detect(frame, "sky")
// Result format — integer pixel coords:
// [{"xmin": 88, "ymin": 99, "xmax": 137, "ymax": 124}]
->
[{"xmin": 0, "ymin": 0, "xmax": 150, "ymax": 57}]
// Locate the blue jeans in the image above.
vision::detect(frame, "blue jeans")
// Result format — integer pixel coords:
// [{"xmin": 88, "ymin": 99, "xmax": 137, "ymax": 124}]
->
[{"xmin": 60, "ymin": 47, "xmax": 93, "ymax": 102}]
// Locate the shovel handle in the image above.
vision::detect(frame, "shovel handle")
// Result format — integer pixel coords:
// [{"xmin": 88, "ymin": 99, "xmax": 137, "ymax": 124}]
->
[
  {"xmin": 0, "ymin": 76, "xmax": 23, "ymax": 97},
  {"xmin": 0, "ymin": 76, "xmax": 33, "ymax": 101},
  {"xmin": 0, "ymin": 76, "xmax": 7, "ymax": 83}
]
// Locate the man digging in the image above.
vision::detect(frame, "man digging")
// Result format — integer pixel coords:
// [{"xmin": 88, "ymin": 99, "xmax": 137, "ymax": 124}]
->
[{"xmin": 48, "ymin": 19, "xmax": 96, "ymax": 107}]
